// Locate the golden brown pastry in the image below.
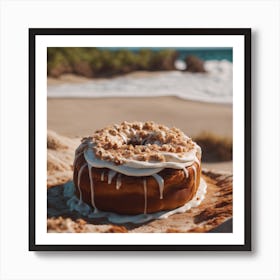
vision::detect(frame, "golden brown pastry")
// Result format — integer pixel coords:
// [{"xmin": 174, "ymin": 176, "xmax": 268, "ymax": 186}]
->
[{"xmin": 73, "ymin": 121, "xmax": 201, "ymax": 215}]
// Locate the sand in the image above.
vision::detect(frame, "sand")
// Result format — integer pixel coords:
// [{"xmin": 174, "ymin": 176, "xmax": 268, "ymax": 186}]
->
[
  {"xmin": 47, "ymin": 96, "xmax": 232, "ymax": 138},
  {"xmin": 48, "ymin": 96, "xmax": 233, "ymax": 172},
  {"xmin": 47, "ymin": 130, "xmax": 232, "ymax": 187},
  {"xmin": 47, "ymin": 130, "xmax": 232, "ymax": 233},
  {"xmin": 46, "ymin": 78, "xmax": 233, "ymax": 232},
  {"xmin": 47, "ymin": 171, "xmax": 233, "ymax": 233}
]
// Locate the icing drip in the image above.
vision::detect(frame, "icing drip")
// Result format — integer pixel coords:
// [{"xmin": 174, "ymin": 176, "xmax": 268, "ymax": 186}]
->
[
  {"xmin": 77, "ymin": 163, "xmax": 88, "ymax": 203},
  {"xmin": 182, "ymin": 167, "xmax": 189, "ymax": 180},
  {"xmin": 84, "ymin": 149, "xmax": 163, "ymax": 177},
  {"xmin": 152, "ymin": 174, "xmax": 164, "ymax": 199},
  {"xmin": 78, "ymin": 137, "xmax": 200, "ymax": 214},
  {"xmin": 191, "ymin": 165, "xmax": 197, "ymax": 188},
  {"xmin": 87, "ymin": 164, "xmax": 96, "ymax": 209},
  {"xmin": 83, "ymin": 146, "xmax": 200, "ymax": 177},
  {"xmin": 65, "ymin": 179, "xmax": 207, "ymax": 224},
  {"xmin": 101, "ymin": 171, "xmax": 105, "ymax": 181},
  {"xmin": 116, "ymin": 173, "xmax": 122, "ymax": 190},
  {"xmin": 73, "ymin": 151, "xmax": 83, "ymax": 167},
  {"xmin": 194, "ymin": 156, "xmax": 200, "ymax": 166},
  {"xmin": 108, "ymin": 170, "xmax": 117, "ymax": 184},
  {"xmin": 143, "ymin": 179, "xmax": 147, "ymax": 214}
]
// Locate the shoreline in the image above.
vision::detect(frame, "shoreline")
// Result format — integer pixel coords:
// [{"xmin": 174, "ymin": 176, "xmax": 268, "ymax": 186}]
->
[
  {"xmin": 47, "ymin": 69, "xmax": 232, "ymax": 104},
  {"xmin": 47, "ymin": 72, "xmax": 171, "ymax": 86}
]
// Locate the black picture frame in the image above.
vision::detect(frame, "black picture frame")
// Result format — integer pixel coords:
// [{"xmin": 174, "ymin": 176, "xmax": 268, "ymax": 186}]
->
[{"xmin": 29, "ymin": 28, "xmax": 251, "ymax": 251}]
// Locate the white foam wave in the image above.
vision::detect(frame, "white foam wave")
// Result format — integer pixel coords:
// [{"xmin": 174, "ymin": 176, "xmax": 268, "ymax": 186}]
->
[{"xmin": 48, "ymin": 60, "xmax": 232, "ymax": 104}]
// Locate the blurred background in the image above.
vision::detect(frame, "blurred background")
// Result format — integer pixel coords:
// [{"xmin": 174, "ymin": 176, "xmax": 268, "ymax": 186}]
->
[{"xmin": 47, "ymin": 47, "xmax": 233, "ymax": 171}]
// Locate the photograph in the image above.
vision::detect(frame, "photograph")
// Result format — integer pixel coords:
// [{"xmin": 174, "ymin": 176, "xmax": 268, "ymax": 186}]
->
[
  {"xmin": 3, "ymin": 0, "xmax": 280, "ymax": 278},
  {"xmin": 30, "ymin": 29, "xmax": 251, "ymax": 250}
]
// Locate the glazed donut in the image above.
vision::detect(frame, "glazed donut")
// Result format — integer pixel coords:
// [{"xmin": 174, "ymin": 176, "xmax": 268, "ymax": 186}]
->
[{"xmin": 73, "ymin": 121, "xmax": 202, "ymax": 215}]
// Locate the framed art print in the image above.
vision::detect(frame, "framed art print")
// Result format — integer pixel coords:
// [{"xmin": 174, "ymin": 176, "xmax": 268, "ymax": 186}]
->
[{"xmin": 29, "ymin": 28, "xmax": 251, "ymax": 251}]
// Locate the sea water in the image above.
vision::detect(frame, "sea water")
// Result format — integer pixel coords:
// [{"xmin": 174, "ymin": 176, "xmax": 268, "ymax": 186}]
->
[
  {"xmin": 48, "ymin": 60, "xmax": 232, "ymax": 104},
  {"xmin": 99, "ymin": 47, "xmax": 233, "ymax": 62}
]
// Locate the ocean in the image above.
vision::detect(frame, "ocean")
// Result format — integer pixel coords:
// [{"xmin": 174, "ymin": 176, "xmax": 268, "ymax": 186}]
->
[
  {"xmin": 98, "ymin": 47, "xmax": 233, "ymax": 62},
  {"xmin": 48, "ymin": 48, "xmax": 233, "ymax": 104}
]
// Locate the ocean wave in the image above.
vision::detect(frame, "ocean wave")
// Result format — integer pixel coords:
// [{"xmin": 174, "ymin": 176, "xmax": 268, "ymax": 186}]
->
[{"xmin": 47, "ymin": 60, "xmax": 232, "ymax": 104}]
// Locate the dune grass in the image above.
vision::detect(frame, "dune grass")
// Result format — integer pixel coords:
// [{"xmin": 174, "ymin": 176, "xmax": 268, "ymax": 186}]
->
[
  {"xmin": 193, "ymin": 132, "xmax": 232, "ymax": 162},
  {"xmin": 47, "ymin": 47, "xmax": 178, "ymax": 78}
]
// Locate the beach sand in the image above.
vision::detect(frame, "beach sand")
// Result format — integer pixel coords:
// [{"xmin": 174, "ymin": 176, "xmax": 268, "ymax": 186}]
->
[
  {"xmin": 48, "ymin": 96, "xmax": 233, "ymax": 173},
  {"xmin": 47, "ymin": 129, "xmax": 233, "ymax": 232},
  {"xmin": 47, "ymin": 96, "xmax": 232, "ymax": 138},
  {"xmin": 46, "ymin": 76, "xmax": 233, "ymax": 232}
]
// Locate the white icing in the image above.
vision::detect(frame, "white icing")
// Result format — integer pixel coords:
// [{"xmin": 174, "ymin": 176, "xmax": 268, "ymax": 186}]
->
[
  {"xmin": 101, "ymin": 171, "xmax": 105, "ymax": 181},
  {"xmin": 64, "ymin": 181, "xmax": 75, "ymax": 197},
  {"xmin": 116, "ymin": 174, "xmax": 122, "ymax": 190},
  {"xmin": 143, "ymin": 179, "xmax": 147, "ymax": 214},
  {"xmin": 191, "ymin": 165, "xmax": 197, "ymax": 188},
  {"xmin": 194, "ymin": 156, "xmax": 201, "ymax": 166},
  {"xmin": 108, "ymin": 170, "xmax": 117, "ymax": 184},
  {"xmin": 65, "ymin": 179, "xmax": 207, "ymax": 224},
  {"xmin": 84, "ymin": 148, "xmax": 163, "ymax": 177},
  {"xmin": 77, "ymin": 163, "xmax": 87, "ymax": 203},
  {"xmin": 83, "ymin": 143, "xmax": 200, "ymax": 177},
  {"xmin": 152, "ymin": 174, "xmax": 164, "ymax": 199},
  {"xmin": 182, "ymin": 167, "xmax": 189, "ymax": 179},
  {"xmin": 67, "ymin": 195, "xmax": 92, "ymax": 216},
  {"xmin": 158, "ymin": 178, "xmax": 207, "ymax": 219},
  {"xmin": 74, "ymin": 137, "xmax": 201, "ymax": 214},
  {"xmin": 87, "ymin": 165, "xmax": 96, "ymax": 209}
]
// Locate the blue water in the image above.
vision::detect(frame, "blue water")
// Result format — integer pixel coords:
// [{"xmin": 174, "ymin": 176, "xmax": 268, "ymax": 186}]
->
[
  {"xmin": 49, "ymin": 60, "xmax": 233, "ymax": 103},
  {"xmin": 98, "ymin": 47, "xmax": 233, "ymax": 62}
]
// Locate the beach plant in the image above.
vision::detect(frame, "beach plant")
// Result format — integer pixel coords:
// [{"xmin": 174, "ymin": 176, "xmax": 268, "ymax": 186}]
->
[
  {"xmin": 150, "ymin": 49, "xmax": 178, "ymax": 71},
  {"xmin": 47, "ymin": 48, "xmax": 72, "ymax": 77},
  {"xmin": 193, "ymin": 132, "xmax": 232, "ymax": 162},
  {"xmin": 47, "ymin": 47, "xmax": 178, "ymax": 78}
]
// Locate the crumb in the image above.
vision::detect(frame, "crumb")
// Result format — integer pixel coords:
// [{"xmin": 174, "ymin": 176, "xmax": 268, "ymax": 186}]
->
[{"xmin": 84, "ymin": 121, "xmax": 197, "ymax": 165}]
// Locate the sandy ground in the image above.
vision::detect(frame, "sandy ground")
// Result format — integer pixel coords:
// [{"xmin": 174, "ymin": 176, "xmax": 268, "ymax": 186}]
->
[
  {"xmin": 47, "ymin": 130, "xmax": 233, "ymax": 233},
  {"xmin": 48, "ymin": 73, "xmax": 233, "ymax": 172},
  {"xmin": 47, "ymin": 96, "xmax": 232, "ymax": 138},
  {"xmin": 202, "ymin": 161, "xmax": 232, "ymax": 173},
  {"xmin": 47, "ymin": 171, "xmax": 233, "ymax": 233},
  {"xmin": 46, "ymin": 74, "xmax": 233, "ymax": 232},
  {"xmin": 47, "ymin": 130, "xmax": 232, "ymax": 187},
  {"xmin": 47, "ymin": 96, "xmax": 232, "ymax": 172},
  {"xmin": 47, "ymin": 73, "xmax": 232, "ymax": 138}
]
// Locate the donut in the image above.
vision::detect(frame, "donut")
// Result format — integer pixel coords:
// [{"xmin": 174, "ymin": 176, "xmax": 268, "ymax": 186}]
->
[{"xmin": 73, "ymin": 121, "xmax": 202, "ymax": 215}]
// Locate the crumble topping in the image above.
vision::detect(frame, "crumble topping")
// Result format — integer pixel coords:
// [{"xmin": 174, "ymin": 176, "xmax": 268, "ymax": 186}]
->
[{"xmin": 81, "ymin": 121, "xmax": 195, "ymax": 165}]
